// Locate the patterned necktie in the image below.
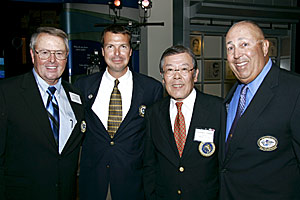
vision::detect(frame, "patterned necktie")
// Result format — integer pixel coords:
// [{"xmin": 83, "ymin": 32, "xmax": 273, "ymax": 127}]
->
[
  {"xmin": 107, "ymin": 79, "xmax": 122, "ymax": 139},
  {"xmin": 226, "ymin": 85, "xmax": 248, "ymax": 151},
  {"xmin": 46, "ymin": 86, "xmax": 59, "ymax": 145},
  {"xmin": 174, "ymin": 102, "xmax": 186, "ymax": 157}
]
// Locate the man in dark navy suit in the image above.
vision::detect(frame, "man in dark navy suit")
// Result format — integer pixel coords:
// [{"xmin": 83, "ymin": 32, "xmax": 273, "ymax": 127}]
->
[
  {"xmin": 0, "ymin": 27, "xmax": 85, "ymax": 200},
  {"xmin": 143, "ymin": 45, "xmax": 222, "ymax": 200},
  {"xmin": 75, "ymin": 25, "xmax": 163, "ymax": 200},
  {"xmin": 219, "ymin": 20, "xmax": 300, "ymax": 199}
]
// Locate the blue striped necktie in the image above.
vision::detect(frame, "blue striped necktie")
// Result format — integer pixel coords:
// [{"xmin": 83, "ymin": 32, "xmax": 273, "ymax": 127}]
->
[
  {"xmin": 226, "ymin": 85, "xmax": 248, "ymax": 152},
  {"xmin": 46, "ymin": 86, "xmax": 59, "ymax": 145}
]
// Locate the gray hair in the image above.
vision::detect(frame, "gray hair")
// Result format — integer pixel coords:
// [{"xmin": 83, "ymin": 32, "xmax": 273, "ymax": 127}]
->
[{"xmin": 29, "ymin": 27, "xmax": 69, "ymax": 52}]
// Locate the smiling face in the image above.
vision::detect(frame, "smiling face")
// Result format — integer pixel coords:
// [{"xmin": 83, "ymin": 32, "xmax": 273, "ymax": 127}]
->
[
  {"xmin": 30, "ymin": 33, "xmax": 68, "ymax": 85},
  {"xmin": 226, "ymin": 22, "xmax": 269, "ymax": 84},
  {"xmin": 162, "ymin": 52, "xmax": 199, "ymax": 101},
  {"xmin": 102, "ymin": 32, "xmax": 132, "ymax": 78}
]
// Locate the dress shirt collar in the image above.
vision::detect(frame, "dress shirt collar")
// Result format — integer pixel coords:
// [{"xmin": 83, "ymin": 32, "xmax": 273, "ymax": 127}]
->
[
  {"xmin": 245, "ymin": 58, "xmax": 272, "ymax": 97},
  {"xmin": 170, "ymin": 88, "xmax": 196, "ymax": 111},
  {"xmin": 32, "ymin": 68, "xmax": 62, "ymax": 96},
  {"xmin": 104, "ymin": 67, "xmax": 131, "ymax": 84}
]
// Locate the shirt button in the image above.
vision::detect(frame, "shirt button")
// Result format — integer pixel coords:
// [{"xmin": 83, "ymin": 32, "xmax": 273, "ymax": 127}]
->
[
  {"xmin": 110, "ymin": 141, "xmax": 115, "ymax": 146},
  {"xmin": 179, "ymin": 167, "xmax": 184, "ymax": 172}
]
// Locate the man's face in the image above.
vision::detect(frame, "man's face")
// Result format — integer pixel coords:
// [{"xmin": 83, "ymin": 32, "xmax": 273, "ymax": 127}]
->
[
  {"xmin": 102, "ymin": 32, "xmax": 132, "ymax": 78},
  {"xmin": 162, "ymin": 53, "xmax": 199, "ymax": 101},
  {"xmin": 30, "ymin": 33, "xmax": 68, "ymax": 85},
  {"xmin": 226, "ymin": 22, "xmax": 269, "ymax": 84}
]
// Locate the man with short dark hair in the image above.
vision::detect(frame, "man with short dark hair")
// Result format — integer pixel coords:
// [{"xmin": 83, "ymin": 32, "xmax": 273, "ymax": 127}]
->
[{"xmin": 75, "ymin": 24, "xmax": 163, "ymax": 200}]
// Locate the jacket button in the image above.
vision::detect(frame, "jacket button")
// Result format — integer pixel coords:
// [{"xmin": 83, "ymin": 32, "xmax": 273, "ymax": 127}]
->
[
  {"xmin": 221, "ymin": 168, "xmax": 227, "ymax": 173},
  {"xmin": 179, "ymin": 167, "xmax": 184, "ymax": 172},
  {"xmin": 110, "ymin": 141, "xmax": 115, "ymax": 146},
  {"xmin": 177, "ymin": 190, "xmax": 182, "ymax": 195}
]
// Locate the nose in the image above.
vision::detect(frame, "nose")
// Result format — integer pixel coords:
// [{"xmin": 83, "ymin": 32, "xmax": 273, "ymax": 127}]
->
[
  {"xmin": 233, "ymin": 48, "xmax": 242, "ymax": 59},
  {"xmin": 114, "ymin": 48, "xmax": 120, "ymax": 56},
  {"xmin": 173, "ymin": 69, "xmax": 182, "ymax": 79},
  {"xmin": 49, "ymin": 52, "xmax": 56, "ymax": 62}
]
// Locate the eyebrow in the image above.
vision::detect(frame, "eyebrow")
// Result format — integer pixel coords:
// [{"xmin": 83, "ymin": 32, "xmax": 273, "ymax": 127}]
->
[
  {"xmin": 226, "ymin": 37, "xmax": 250, "ymax": 45},
  {"xmin": 165, "ymin": 63, "xmax": 190, "ymax": 67}
]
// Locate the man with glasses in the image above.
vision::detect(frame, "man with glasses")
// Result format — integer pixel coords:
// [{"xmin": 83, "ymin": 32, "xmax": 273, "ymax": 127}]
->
[
  {"xmin": 143, "ymin": 45, "xmax": 222, "ymax": 199},
  {"xmin": 0, "ymin": 27, "xmax": 85, "ymax": 200}
]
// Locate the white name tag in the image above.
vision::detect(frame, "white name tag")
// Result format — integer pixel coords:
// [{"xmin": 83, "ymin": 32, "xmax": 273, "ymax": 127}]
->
[
  {"xmin": 69, "ymin": 92, "xmax": 82, "ymax": 104},
  {"xmin": 194, "ymin": 128, "xmax": 215, "ymax": 143}
]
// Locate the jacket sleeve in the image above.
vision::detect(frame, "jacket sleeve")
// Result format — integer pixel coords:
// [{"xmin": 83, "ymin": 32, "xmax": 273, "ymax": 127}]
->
[
  {"xmin": 0, "ymin": 86, "xmax": 7, "ymax": 200},
  {"xmin": 290, "ymin": 91, "xmax": 300, "ymax": 168},
  {"xmin": 143, "ymin": 109, "xmax": 157, "ymax": 200}
]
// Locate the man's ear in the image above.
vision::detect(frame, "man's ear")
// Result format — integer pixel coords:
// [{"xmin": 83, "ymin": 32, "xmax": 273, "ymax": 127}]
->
[{"xmin": 262, "ymin": 39, "xmax": 269, "ymax": 57}]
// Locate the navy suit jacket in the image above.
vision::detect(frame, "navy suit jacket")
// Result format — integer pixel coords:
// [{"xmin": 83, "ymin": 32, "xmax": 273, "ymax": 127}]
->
[
  {"xmin": 75, "ymin": 70, "xmax": 163, "ymax": 200},
  {"xmin": 219, "ymin": 64, "xmax": 300, "ymax": 199},
  {"xmin": 143, "ymin": 89, "xmax": 222, "ymax": 200},
  {"xmin": 0, "ymin": 71, "xmax": 85, "ymax": 200}
]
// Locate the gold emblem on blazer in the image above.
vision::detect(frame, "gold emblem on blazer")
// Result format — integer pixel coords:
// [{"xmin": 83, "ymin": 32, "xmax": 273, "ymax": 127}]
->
[
  {"xmin": 199, "ymin": 142, "xmax": 215, "ymax": 157},
  {"xmin": 257, "ymin": 136, "xmax": 278, "ymax": 151},
  {"xmin": 81, "ymin": 120, "xmax": 87, "ymax": 133},
  {"xmin": 139, "ymin": 105, "xmax": 146, "ymax": 117}
]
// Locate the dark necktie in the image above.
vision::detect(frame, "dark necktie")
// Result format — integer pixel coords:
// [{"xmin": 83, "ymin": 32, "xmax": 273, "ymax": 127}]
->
[
  {"xmin": 46, "ymin": 86, "xmax": 59, "ymax": 145},
  {"xmin": 107, "ymin": 79, "xmax": 122, "ymax": 139},
  {"xmin": 226, "ymin": 85, "xmax": 248, "ymax": 151},
  {"xmin": 174, "ymin": 102, "xmax": 186, "ymax": 157}
]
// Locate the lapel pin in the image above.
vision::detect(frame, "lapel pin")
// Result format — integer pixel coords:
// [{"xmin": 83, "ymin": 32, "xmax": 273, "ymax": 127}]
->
[{"xmin": 139, "ymin": 105, "xmax": 146, "ymax": 117}]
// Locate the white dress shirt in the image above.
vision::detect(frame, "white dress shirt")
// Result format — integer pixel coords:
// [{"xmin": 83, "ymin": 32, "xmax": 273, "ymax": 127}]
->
[
  {"xmin": 170, "ymin": 89, "xmax": 196, "ymax": 135},
  {"xmin": 92, "ymin": 68, "xmax": 133, "ymax": 129},
  {"xmin": 33, "ymin": 69, "xmax": 77, "ymax": 154}
]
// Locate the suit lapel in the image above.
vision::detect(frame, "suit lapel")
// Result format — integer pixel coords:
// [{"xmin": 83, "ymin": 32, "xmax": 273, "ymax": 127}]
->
[
  {"xmin": 224, "ymin": 65, "xmax": 279, "ymax": 164},
  {"xmin": 156, "ymin": 97, "xmax": 180, "ymax": 164},
  {"xmin": 84, "ymin": 72, "xmax": 107, "ymax": 132},
  {"xmin": 20, "ymin": 72, "xmax": 58, "ymax": 149},
  {"xmin": 114, "ymin": 71, "xmax": 143, "ymax": 138}
]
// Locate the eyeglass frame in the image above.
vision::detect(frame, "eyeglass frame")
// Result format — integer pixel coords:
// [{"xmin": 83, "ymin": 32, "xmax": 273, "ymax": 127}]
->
[
  {"xmin": 163, "ymin": 65, "xmax": 195, "ymax": 77},
  {"xmin": 34, "ymin": 49, "xmax": 68, "ymax": 60}
]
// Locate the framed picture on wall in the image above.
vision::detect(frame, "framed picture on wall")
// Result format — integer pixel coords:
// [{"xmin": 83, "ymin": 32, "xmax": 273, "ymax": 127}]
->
[
  {"xmin": 204, "ymin": 60, "xmax": 221, "ymax": 80},
  {"xmin": 225, "ymin": 61, "xmax": 236, "ymax": 80},
  {"xmin": 267, "ymin": 38, "xmax": 277, "ymax": 57},
  {"xmin": 190, "ymin": 36, "xmax": 201, "ymax": 56}
]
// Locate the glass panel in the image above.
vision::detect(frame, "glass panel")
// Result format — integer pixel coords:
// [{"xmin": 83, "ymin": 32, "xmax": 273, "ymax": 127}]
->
[
  {"xmin": 204, "ymin": 60, "xmax": 221, "ymax": 81},
  {"xmin": 194, "ymin": 83, "xmax": 202, "ymax": 92},
  {"xmin": 225, "ymin": 61, "xmax": 236, "ymax": 80},
  {"xmin": 203, "ymin": 36, "xmax": 222, "ymax": 58},
  {"xmin": 190, "ymin": 35, "xmax": 202, "ymax": 56},
  {"xmin": 197, "ymin": 59, "xmax": 202, "ymax": 82},
  {"xmin": 280, "ymin": 58, "xmax": 291, "ymax": 71},
  {"xmin": 224, "ymin": 82, "xmax": 236, "ymax": 97},
  {"xmin": 204, "ymin": 84, "xmax": 221, "ymax": 97},
  {"xmin": 267, "ymin": 38, "xmax": 278, "ymax": 57},
  {"xmin": 280, "ymin": 37, "xmax": 290, "ymax": 57}
]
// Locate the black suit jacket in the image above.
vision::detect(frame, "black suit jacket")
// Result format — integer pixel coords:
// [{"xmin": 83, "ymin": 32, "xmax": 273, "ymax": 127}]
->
[
  {"xmin": 74, "ymin": 70, "xmax": 163, "ymax": 200},
  {"xmin": 219, "ymin": 64, "xmax": 300, "ymax": 200},
  {"xmin": 143, "ymin": 89, "xmax": 222, "ymax": 200},
  {"xmin": 0, "ymin": 71, "xmax": 85, "ymax": 200}
]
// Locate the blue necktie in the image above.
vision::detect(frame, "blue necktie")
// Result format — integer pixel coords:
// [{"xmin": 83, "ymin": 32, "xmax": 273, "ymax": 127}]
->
[
  {"xmin": 226, "ymin": 85, "xmax": 248, "ymax": 151},
  {"xmin": 46, "ymin": 86, "xmax": 59, "ymax": 145}
]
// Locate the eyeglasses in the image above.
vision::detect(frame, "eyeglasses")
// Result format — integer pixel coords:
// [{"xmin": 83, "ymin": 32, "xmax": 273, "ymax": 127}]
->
[
  {"xmin": 35, "ymin": 49, "xmax": 67, "ymax": 60},
  {"xmin": 163, "ymin": 67, "xmax": 194, "ymax": 77}
]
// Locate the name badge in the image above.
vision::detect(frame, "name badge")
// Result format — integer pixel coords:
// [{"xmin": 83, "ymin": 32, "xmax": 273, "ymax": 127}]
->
[
  {"xmin": 69, "ymin": 92, "xmax": 82, "ymax": 104},
  {"xmin": 194, "ymin": 128, "xmax": 215, "ymax": 143}
]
